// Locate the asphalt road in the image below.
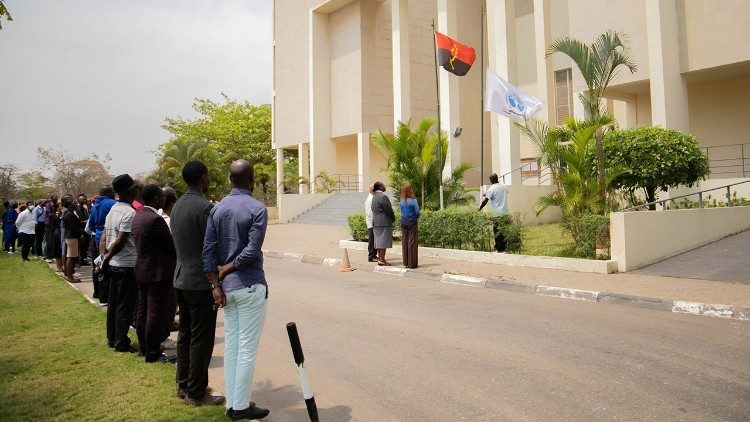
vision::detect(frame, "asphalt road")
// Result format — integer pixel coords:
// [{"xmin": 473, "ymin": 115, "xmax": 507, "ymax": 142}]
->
[{"xmin": 217, "ymin": 259, "xmax": 750, "ymax": 422}]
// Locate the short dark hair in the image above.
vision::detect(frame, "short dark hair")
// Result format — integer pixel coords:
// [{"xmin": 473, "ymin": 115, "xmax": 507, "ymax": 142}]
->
[
  {"xmin": 61, "ymin": 195, "xmax": 74, "ymax": 208},
  {"xmin": 99, "ymin": 185, "xmax": 114, "ymax": 197},
  {"xmin": 141, "ymin": 184, "xmax": 163, "ymax": 205},
  {"xmin": 162, "ymin": 187, "xmax": 178, "ymax": 207},
  {"xmin": 77, "ymin": 193, "xmax": 86, "ymax": 199},
  {"xmin": 374, "ymin": 181, "xmax": 385, "ymax": 191},
  {"xmin": 489, "ymin": 173, "xmax": 499, "ymax": 184},
  {"xmin": 182, "ymin": 161, "xmax": 208, "ymax": 187}
]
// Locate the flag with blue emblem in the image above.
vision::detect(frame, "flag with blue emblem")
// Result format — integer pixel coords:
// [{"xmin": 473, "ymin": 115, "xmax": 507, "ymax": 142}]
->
[{"xmin": 485, "ymin": 69, "xmax": 544, "ymax": 122}]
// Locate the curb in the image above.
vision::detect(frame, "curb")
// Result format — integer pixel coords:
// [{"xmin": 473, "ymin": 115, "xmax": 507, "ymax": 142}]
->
[{"xmin": 263, "ymin": 249, "xmax": 749, "ymax": 323}]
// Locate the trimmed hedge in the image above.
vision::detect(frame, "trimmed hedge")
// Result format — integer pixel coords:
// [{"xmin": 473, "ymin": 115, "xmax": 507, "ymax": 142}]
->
[
  {"xmin": 562, "ymin": 214, "xmax": 610, "ymax": 259},
  {"xmin": 347, "ymin": 209, "xmax": 523, "ymax": 253}
]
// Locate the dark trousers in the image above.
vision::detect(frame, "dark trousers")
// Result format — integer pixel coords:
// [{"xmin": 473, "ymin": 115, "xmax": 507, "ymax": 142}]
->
[
  {"xmin": 107, "ymin": 266, "xmax": 137, "ymax": 351},
  {"xmin": 34, "ymin": 223, "xmax": 45, "ymax": 256},
  {"xmin": 19, "ymin": 233, "xmax": 34, "ymax": 261},
  {"xmin": 44, "ymin": 225, "xmax": 54, "ymax": 259},
  {"xmin": 175, "ymin": 288, "xmax": 217, "ymax": 400},
  {"xmin": 493, "ymin": 223, "xmax": 507, "ymax": 253},
  {"xmin": 401, "ymin": 224, "xmax": 418, "ymax": 268},
  {"xmin": 79, "ymin": 232, "xmax": 90, "ymax": 263},
  {"xmin": 367, "ymin": 227, "xmax": 377, "ymax": 261},
  {"xmin": 136, "ymin": 281, "xmax": 171, "ymax": 362},
  {"xmin": 90, "ymin": 238, "xmax": 108, "ymax": 303},
  {"xmin": 163, "ymin": 286, "xmax": 177, "ymax": 342}
]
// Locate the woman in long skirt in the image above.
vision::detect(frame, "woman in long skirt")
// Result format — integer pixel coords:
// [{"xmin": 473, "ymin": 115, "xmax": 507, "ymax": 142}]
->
[{"xmin": 399, "ymin": 183, "xmax": 420, "ymax": 268}]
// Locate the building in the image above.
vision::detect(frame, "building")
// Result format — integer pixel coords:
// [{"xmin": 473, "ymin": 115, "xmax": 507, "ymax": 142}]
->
[{"xmin": 272, "ymin": 0, "xmax": 750, "ymax": 205}]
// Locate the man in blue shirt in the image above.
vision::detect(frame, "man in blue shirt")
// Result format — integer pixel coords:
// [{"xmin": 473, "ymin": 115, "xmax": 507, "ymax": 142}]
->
[
  {"xmin": 203, "ymin": 160, "xmax": 269, "ymax": 421},
  {"xmin": 479, "ymin": 173, "xmax": 509, "ymax": 252}
]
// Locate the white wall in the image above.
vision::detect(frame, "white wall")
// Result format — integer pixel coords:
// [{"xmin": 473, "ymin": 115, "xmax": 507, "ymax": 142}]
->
[
  {"xmin": 610, "ymin": 207, "xmax": 750, "ymax": 272},
  {"xmin": 278, "ymin": 193, "xmax": 333, "ymax": 222},
  {"xmin": 507, "ymin": 185, "xmax": 561, "ymax": 225}
]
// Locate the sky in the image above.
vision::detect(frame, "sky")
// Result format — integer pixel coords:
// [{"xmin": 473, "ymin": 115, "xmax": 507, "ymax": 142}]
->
[{"xmin": 0, "ymin": 0, "xmax": 272, "ymax": 176}]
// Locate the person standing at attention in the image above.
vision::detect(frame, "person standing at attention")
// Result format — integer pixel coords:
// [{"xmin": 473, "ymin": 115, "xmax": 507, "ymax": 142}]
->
[
  {"xmin": 132, "ymin": 184, "xmax": 177, "ymax": 364},
  {"xmin": 399, "ymin": 183, "xmax": 420, "ymax": 268},
  {"xmin": 371, "ymin": 181, "xmax": 395, "ymax": 266},
  {"xmin": 61, "ymin": 195, "xmax": 82, "ymax": 282},
  {"xmin": 89, "ymin": 186, "xmax": 117, "ymax": 304},
  {"xmin": 170, "ymin": 161, "xmax": 225, "ymax": 406},
  {"xmin": 478, "ymin": 173, "xmax": 509, "ymax": 252},
  {"xmin": 364, "ymin": 185, "xmax": 377, "ymax": 262},
  {"xmin": 204, "ymin": 160, "xmax": 270, "ymax": 421},
  {"xmin": 33, "ymin": 199, "xmax": 47, "ymax": 258},
  {"xmin": 101, "ymin": 174, "xmax": 139, "ymax": 352},
  {"xmin": 15, "ymin": 202, "xmax": 36, "ymax": 262}
]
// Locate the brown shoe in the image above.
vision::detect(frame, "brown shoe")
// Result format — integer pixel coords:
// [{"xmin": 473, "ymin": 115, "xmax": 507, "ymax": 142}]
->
[
  {"xmin": 184, "ymin": 392, "xmax": 225, "ymax": 406},
  {"xmin": 177, "ymin": 386, "xmax": 215, "ymax": 399}
]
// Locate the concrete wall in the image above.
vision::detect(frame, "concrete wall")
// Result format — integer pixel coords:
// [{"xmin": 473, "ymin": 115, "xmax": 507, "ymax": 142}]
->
[
  {"xmin": 408, "ymin": 0, "xmax": 439, "ymax": 122},
  {"xmin": 610, "ymin": 207, "xmax": 750, "ymax": 272},
  {"xmin": 688, "ymin": 74, "xmax": 750, "ymax": 151},
  {"xmin": 335, "ymin": 136, "xmax": 359, "ymax": 175},
  {"xmin": 361, "ymin": 0, "xmax": 395, "ymax": 134},
  {"xmin": 329, "ymin": 1, "xmax": 363, "ymax": 138},
  {"xmin": 507, "ymin": 185, "xmax": 561, "ymax": 225},
  {"xmin": 278, "ymin": 193, "xmax": 333, "ymax": 222}
]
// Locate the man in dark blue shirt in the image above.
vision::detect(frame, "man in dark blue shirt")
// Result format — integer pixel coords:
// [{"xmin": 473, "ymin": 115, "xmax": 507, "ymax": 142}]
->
[{"xmin": 203, "ymin": 160, "xmax": 269, "ymax": 421}]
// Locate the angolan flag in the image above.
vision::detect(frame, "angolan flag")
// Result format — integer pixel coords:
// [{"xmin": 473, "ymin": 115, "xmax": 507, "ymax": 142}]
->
[{"xmin": 434, "ymin": 31, "xmax": 476, "ymax": 76}]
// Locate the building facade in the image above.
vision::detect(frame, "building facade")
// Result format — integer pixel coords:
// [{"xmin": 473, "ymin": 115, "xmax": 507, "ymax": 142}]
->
[{"xmin": 273, "ymin": 0, "xmax": 750, "ymax": 199}]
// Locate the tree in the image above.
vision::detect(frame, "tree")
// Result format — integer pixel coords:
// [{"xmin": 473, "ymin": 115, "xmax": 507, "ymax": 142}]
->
[
  {"xmin": 0, "ymin": 1, "xmax": 12, "ymax": 30},
  {"xmin": 36, "ymin": 147, "xmax": 112, "ymax": 197},
  {"xmin": 547, "ymin": 31, "xmax": 637, "ymax": 208},
  {"xmin": 149, "ymin": 138, "xmax": 227, "ymax": 197},
  {"xmin": 373, "ymin": 118, "xmax": 472, "ymax": 210},
  {"xmin": 602, "ymin": 126, "xmax": 710, "ymax": 209},
  {"xmin": 0, "ymin": 164, "xmax": 18, "ymax": 201},
  {"xmin": 16, "ymin": 171, "xmax": 53, "ymax": 201}
]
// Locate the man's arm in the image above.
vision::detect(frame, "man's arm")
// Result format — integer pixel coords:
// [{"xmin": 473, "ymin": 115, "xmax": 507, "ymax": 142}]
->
[
  {"xmin": 99, "ymin": 231, "xmax": 107, "ymax": 256},
  {"xmin": 478, "ymin": 198, "xmax": 489, "ymax": 211},
  {"xmin": 152, "ymin": 217, "xmax": 176, "ymax": 258},
  {"xmin": 202, "ymin": 209, "xmax": 219, "ymax": 276},
  {"xmin": 225, "ymin": 207, "xmax": 268, "ymax": 276},
  {"xmin": 383, "ymin": 197, "xmax": 395, "ymax": 222},
  {"xmin": 104, "ymin": 231, "xmax": 129, "ymax": 263}
]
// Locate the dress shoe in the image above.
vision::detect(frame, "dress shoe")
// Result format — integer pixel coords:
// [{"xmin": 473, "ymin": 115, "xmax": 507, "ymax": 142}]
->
[
  {"xmin": 183, "ymin": 392, "xmax": 225, "ymax": 406},
  {"xmin": 146, "ymin": 353, "xmax": 176, "ymax": 364},
  {"xmin": 228, "ymin": 404, "xmax": 270, "ymax": 420},
  {"xmin": 115, "ymin": 345, "xmax": 138, "ymax": 353},
  {"xmin": 177, "ymin": 386, "xmax": 217, "ymax": 399}
]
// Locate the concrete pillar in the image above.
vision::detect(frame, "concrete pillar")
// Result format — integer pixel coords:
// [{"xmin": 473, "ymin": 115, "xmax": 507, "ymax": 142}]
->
[
  {"xmin": 625, "ymin": 99, "xmax": 638, "ymax": 128},
  {"xmin": 486, "ymin": 0, "xmax": 521, "ymax": 185},
  {"xmin": 299, "ymin": 143, "xmax": 310, "ymax": 194},
  {"xmin": 391, "ymin": 0, "xmax": 411, "ymax": 129},
  {"xmin": 357, "ymin": 132, "xmax": 371, "ymax": 192},
  {"xmin": 309, "ymin": 11, "xmax": 336, "ymax": 192},
  {"xmin": 533, "ymin": 0, "xmax": 555, "ymax": 123},
  {"xmin": 275, "ymin": 148, "xmax": 284, "ymax": 201},
  {"xmin": 437, "ymin": 0, "xmax": 461, "ymax": 180},
  {"xmin": 646, "ymin": 0, "xmax": 690, "ymax": 131}
]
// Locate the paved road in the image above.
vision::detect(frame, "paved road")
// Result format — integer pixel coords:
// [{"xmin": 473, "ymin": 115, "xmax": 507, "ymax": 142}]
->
[
  {"xmin": 225, "ymin": 259, "xmax": 750, "ymax": 421},
  {"xmin": 634, "ymin": 230, "xmax": 750, "ymax": 283}
]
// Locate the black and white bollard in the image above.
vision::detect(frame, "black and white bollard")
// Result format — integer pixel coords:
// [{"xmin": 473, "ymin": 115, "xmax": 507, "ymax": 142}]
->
[{"xmin": 286, "ymin": 322, "xmax": 319, "ymax": 422}]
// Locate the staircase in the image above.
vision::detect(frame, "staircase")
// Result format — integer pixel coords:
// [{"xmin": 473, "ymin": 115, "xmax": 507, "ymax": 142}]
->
[{"xmin": 292, "ymin": 192, "xmax": 370, "ymax": 226}]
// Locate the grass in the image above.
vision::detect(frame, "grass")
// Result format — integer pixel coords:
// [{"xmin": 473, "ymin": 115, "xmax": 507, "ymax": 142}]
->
[
  {"xmin": 0, "ymin": 253, "xmax": 226, "ymax": 421},
  {"xmin": 519, "ymin": 223, "xmax": 576, "ymax": 258}
]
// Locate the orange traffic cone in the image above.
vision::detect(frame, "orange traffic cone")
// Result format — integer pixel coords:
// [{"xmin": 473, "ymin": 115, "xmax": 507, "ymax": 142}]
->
[{"xmin": 337, "ymin": 248, "xmax": 356, "ymax": 272}]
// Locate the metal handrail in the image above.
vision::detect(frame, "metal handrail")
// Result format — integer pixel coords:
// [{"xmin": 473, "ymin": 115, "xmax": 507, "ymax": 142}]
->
[
  {"xmin": 705, "ymin": 142, "xmax": 748, "ymax": 178},
  {"xmin": 498, "ymin": 161, "xmax": 551, "ymax": 186},
  {"xmin": 622, "ymin": 180, "xmax": 750, "ymax": 211}
]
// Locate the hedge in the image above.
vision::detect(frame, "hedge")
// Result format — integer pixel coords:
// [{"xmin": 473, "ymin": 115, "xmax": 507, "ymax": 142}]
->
[
  {"xmin": 347, "ymin": 209, "xmax": 523, "ymax": 253},
  {"xmin": 562, "ymin": 214, "xmax": 610, "ymax": 259}
]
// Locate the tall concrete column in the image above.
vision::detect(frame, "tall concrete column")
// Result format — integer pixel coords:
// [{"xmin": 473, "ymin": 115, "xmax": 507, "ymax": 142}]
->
[
  {"xmin": 357, "ymin": 132, "xmax": 371, "ymax": 192},
  {"xmin": 276, "ymin": 148, "xmax": 284, "ymax": 201},
  {"xmin": 391, "ymin": 0, "xmax": 411, "ymax": 130},
  {"xmin": 437, "ymin": 0, "xmax": 460, "ymax": 179},
  {"xmin": 533, "ymin": 0, "xmax": 555, "ymax": 123},
  {"xmin": 309, "ymin": 10, "xmax": 336, "ymax": 191},
  {"xmin": 646, "ymin": 0, "xmax": 689, "ymax": 131},
  {"xmin": 299, "ymin": 143, "xmax": 310, "ymax": 194},
  {"xmin": 486, "ymin": 0, "xmax": 521, "ymax": 184}
]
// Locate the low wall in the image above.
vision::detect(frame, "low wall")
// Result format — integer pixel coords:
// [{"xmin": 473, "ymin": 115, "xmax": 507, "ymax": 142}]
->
[
  {"xmin": 267, "ymin": 206, "xmax": 278, "ymax": 221},
  {"xmin": 477, "ymin": 185, "xmax": 561, "ymax": 225},
  {"xmin": 610, "ymin": 207, "xmax": 750, "ymax": 272},
  {"xmin": 277, "ymin": 193, "xmax": 333, "ymax": 223}
]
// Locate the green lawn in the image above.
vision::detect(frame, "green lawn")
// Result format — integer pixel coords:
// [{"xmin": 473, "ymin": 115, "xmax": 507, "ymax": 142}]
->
[
  {"xmin": 519, "ymin": 223, "xmax": 576, "ymax": 258},
  {"xmin": 0, "ymin": 254, "xmax": 225, "ymax": 421}
]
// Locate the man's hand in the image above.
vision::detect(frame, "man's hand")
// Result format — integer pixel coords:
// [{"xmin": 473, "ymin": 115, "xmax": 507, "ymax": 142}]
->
[
  {"xmin": 218, "ymin": 262, "xmax": 235, "ymax": 281},
  {"xmin": 211, "ymin": 285, "xmax": 226, "ymax": 309}
]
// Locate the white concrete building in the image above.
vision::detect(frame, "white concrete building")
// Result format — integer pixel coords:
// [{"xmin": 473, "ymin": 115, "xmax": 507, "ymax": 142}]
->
[{"xmin": 273, "ymin": 0, "xmax": 750, "ymax": 204}]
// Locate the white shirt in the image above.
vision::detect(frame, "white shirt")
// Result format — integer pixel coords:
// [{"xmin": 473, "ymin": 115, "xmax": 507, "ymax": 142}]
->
[
  {"xmin": 15, "ymin": 209, "xmax": 36, "ymax": 234},
  {"xmin": 364, "ymin": 193, "xmax": 374, "ymax": 229},
  {"xmin": 104, "ymin": 201, "xmax": 136, "ymax": 267},
  {"xmin": 486, "ymin": 183, "xmax": 509, "ymax": 215},
  {"xmin": 158, "ymin": 208, "xmax": 171, "ymax": 232}
]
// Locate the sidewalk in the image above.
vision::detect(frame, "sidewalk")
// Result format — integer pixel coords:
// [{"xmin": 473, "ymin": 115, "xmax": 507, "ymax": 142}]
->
[{"xmin": 266, "ymin": 223, "xmax": 750, "ymax": 309}]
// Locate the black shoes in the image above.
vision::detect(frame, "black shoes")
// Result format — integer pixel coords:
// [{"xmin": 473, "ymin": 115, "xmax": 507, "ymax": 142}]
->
[
  {"xmin": 146, "ymin": 353, "xmax": 176, "ymax": 364},
  {"xmin": 115, "ymin": 345, "xmax": 138, "ymax": 353},
  {"xmin": 227, "ymin": 404, "xmax": 270, "ymax": 420}
]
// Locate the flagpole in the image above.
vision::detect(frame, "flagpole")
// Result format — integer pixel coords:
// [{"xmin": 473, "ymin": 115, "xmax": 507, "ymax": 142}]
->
[
  {"xmin": 480, "ymin": 6, "xmax": 485, "ymax": 191},
  {"xmin": 431, "ymin": 20, "xmax": 444, "ymax": 210}
]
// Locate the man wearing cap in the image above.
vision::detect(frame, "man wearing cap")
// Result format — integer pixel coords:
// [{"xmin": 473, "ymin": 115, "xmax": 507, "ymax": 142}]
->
[{"xmin": 100, "ymin": 174, "xmax": 139, "ymax": 353}]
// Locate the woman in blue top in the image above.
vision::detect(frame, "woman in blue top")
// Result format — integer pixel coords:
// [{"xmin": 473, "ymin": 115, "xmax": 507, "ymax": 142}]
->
[
  {"xmin": 399, "ymin": 183, "xmax": 420, "ymax": 268},
  {"xmin": 3, "ymin": 201, "xmax": 18, "ymax": 253}
]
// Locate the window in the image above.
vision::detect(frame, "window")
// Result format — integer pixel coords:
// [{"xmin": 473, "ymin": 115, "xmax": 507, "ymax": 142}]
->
[
  {"xmin": 521, "ymin": 158, "xmax": 540, "ymax": 177},
  {"xmin": 554, "ymin": 68, "xmax": 573, "ymax": 125}
]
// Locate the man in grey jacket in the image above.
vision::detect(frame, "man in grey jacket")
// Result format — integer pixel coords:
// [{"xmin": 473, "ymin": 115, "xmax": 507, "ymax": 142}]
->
[{"xmin": 170, "ymin": 161, "xmax": 225, "ymax": 406}]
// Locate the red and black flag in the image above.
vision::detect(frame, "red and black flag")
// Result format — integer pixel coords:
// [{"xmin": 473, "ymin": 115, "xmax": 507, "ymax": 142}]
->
[{"xmin": 434, "ymin": 31, "xmax": 476, "ymax": 76}]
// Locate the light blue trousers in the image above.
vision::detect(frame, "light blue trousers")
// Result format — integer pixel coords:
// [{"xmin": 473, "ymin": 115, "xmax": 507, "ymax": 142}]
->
[{"xmin": 223, "ymin": 284, "xmax": 267, "ymax": 411}]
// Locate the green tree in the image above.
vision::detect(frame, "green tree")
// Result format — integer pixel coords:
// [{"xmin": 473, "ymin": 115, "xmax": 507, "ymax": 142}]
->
[
  {"xmin": 16, "ymin": 171, "xmax": 53, "ymax": 201},
  {"xmin": 149, "ymin": 139, "xmax": 227, "ymax": 197},
  {"xmin": 547, "ymin": 31, "xmax": 637, "ymax": 208},
  {"xmin": 373, "ymin": 118, "xmax": 472, "ymax": 210},
  {"xmin": 0, "ymin": 164, "xmax": 18, "ymax": 201},
  {"xmin": 602, "ymin": 126, "xmax": 710, "ymax": 209},
  {"xmin": 0, "ymin": 1, "xmax": 12, "ymax": 30}
]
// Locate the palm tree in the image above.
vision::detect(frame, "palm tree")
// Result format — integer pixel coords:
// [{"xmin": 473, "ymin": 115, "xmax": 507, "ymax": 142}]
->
[
  {"xmin": 547, "ymin": 30, "xmax": 637, "ymax": 208},
  {"xmin": 373, "ymin": 118, "xmax": 471, "ymax": 210},
  {"xmin": 153, "ymin": 139, "xmax": 228, "ymax": 196}
]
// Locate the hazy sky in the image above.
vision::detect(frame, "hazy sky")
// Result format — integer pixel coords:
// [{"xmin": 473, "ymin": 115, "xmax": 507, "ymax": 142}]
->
[{"xmin": 0, "ymin": 0, "xmax": 272, "ymax": 176}]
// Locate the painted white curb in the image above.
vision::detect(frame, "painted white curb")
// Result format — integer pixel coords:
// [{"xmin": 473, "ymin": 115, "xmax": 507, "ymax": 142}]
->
[
  {"xmin": 322, "ymin": 258, "xmax": 342, "ymax": 267},
  {"xmin": 373, "ymin": 266, "xmax": 407, "ymax": 277},
  {"xmin": 672, "ymin": 301, "xmax": 735, "ymax": 319},
  {"xmin": 536, "ymin": 285, "xmax": 600, "ymax": 301},
  {"xmin": 283, "ymin": 252, "xmax": 303, "ymax": 262},
  {"xmin": 441, "ymin": 274, "xmax": 485, "ymax": 287}
]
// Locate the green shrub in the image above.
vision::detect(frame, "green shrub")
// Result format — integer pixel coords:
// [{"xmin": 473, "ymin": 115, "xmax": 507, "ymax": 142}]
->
[
  {"xmin": 563, "ymin": 214, "xmax": 610, "ymax": 259},
  {"xmin": 347, "ymin": 209, "xmax": 524, "ymax": 253}
]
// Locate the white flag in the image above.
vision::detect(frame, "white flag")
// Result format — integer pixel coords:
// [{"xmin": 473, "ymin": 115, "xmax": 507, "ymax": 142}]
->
[{"xmin": 485, "ymin": 69, "xmax": 544, "ymax": 122}]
